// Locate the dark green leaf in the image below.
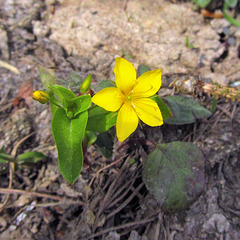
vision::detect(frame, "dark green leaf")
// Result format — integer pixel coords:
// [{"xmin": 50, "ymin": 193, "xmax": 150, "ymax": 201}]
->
[
  {"xmin": 151, "ymin": 95, "xmax": 172, "ymax": 120},
  {"xmin": 193, "ymin": 0, "xmax": 211, "ymax": 8},
  {"xmin": 38, "ymin": 66, "xmax": 57, "ymax": 90},
  {"xmin": 52, "ymin": 108, "xmax": 88, "ymax": 184},
  {"xmin": 17, "ymin": 151, "xmax": 45, "ymax": 164},
  {"xmin": 87, "ymin": 105, "xmax": 117, "ymax": 132},
  {"xmin": 164, "ymin": 95, "xmax": 212, "ymax": 125},
  {"xmin": 137, "ymin": 64, "xmax": 151, "ymax": 77},
  {"xmin": 95, "ymin": 131, "xmax": 114, "ymax": 158},
  {"xmin": 143, "ymin": 141, "xmax": 205, "ymax": 212}
]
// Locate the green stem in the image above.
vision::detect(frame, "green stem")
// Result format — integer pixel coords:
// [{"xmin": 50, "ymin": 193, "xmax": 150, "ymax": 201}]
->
[{"xmin": 223, "ymin": 2, "xmax": 240, "ymax": 28}]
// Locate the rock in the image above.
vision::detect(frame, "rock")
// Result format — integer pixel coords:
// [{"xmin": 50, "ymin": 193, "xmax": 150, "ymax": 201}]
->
[
  {"xmin": 203, "ymin": 213, "xmax": 230, "ymax": 233},
  {"xmin": 32, "ymin": 20, "xmax": 50, "ymax": 38}
]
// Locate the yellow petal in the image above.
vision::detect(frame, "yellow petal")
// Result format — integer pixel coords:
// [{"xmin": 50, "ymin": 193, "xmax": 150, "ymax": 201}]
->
[
  {"xmin": 132, "ymin": 98, "xmax": 163, "ymax": 126},
  {"xmin": 131, "ymin": 70, "xmax": 162, "ymax": 98},
  {"xmin": 114, "ymin": 57, "xmax": 137, "ymax": 95},
  {"xmin": 92, "ymin": 87, "xmax": 124, "ymax": 111},
  {"xmin": 116, "ymin": 101, "xmax": 138, "ymax": 142}
]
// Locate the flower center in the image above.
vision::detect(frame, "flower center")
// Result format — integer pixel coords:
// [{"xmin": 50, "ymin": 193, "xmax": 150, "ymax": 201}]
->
[{"xmin": 126, "ymin": 94, "xmax": 132, "ymax": 102}]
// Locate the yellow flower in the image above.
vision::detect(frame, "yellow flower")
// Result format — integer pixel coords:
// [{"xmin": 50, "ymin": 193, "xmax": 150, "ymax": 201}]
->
[
  {"xmin": 92, "ymin": 57, "xmax": 163, "ymax": 142},
  {"xmin": 33, "ymin": 90, "xmax": 49, "ymax": 104}
]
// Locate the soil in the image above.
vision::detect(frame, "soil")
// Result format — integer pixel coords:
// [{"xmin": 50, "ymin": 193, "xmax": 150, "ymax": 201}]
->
[{"xmin": 0, "ymin": 0, "xmax": 240, "ymax": 239}]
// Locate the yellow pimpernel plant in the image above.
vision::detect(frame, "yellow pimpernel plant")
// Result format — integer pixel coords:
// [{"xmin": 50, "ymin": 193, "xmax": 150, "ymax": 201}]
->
[{"xmin": 92, "ymin": 57, "xmax": 163, "ymax": 142}]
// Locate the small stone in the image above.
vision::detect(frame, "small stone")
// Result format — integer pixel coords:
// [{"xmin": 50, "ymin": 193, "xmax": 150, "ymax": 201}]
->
[
  {"xmin": 32, "ymin": 20, "xmax": 50, "ymax": 38},
  {"xmin": 203, "ymin": 213, "xmax": 230, "ymax": 233}
]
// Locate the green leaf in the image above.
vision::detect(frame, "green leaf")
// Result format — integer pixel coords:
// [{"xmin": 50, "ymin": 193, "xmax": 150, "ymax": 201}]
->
[
  {"xmin": 86, "ymin": 105, "xmax": 117, "ymax": 132},
  {"xmin": 68, "ymin": 95, "xmax": 92, "ymax": 118},
  {"xmin": 52, "ymin": 108, "xmax": 88, "ymax": 184},
  {"xmin": 164, "ymin": 95, "xmax": 212, "ymax": 125},
  {"xmin": 193, "ymin": 0, "xmax": 211, "ymax": 8},
  {"xmin": 210, "ymin": 96, "xmax": 218, "ymax": 113},
  {"xmin": 223, "ymin": 2, "xmax": 240, "ymax": 27},
  {"xmin": 48, "ymin": 85, "xmax": 76, "ymax": 112},
  {"xmin": 85, "ymin": 131, "xmax": 97, "ymax": 146},
  {"xmin": 225, "ymin": 0, "xmax": 238, "ymax": 8},
  {"xmin": 142, "ymin": 141, "xmax": 205, "ymax": 212},
  {"xmin": 17, "ymin": 151, "xmax": 45, "ymax": 164},
  {"xmin": 0, "ymin": 153, "xmax": 12, "ymax": 163},
  {"xmin": 185, "ymin": 36, "xmax": 194, "ymax": 49},
  {"xmin": 91, "ymin": 79, "xmax": 115, "ymax": 93},
  {"xmin": 38, "ymin": 66, "xmax": 57, "ymax": 90},
  {"xmin": 151, "ymin": 95, "xmax": 173, "ymax": 120},
  {"xmin": 137, "ymin": 64, "xmax": 151, "ymax": 77}
]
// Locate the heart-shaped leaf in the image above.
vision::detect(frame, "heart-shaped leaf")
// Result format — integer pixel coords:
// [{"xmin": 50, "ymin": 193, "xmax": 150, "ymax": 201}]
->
[
  {"xmin": 143, "ymin": 141, "xmax": 205, "ymax": 212},
  {"xmin": 164, "ymin": 95, "xmax": 211, "ymax": 125},
  {"xmin": 137, "ymin": 64, "xmax": 151, "ymax": 77}
]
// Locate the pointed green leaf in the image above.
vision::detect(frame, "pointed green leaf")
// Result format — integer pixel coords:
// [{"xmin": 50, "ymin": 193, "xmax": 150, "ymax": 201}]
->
[
  {"xmin": 164, "ymin": 95, "xmax": 212, "ymax": 125},
  {"xmin": 143, "ymin": 142, "xmax": 205, "ymax": 212},
  {"xmin": 52, "ymin": 108, "xmax": 88, "ymax": 184},
  {"xmin": 137, "ymin": 64, "xmax": 151, "ymax": 77},
  {"xmin": 17, "ymin": 151, "xmax": 45, "ymax": 164},
  {"xmin": 86, "ymin": 105, "xmax": 117, "ymax": 132},
  {"xmin": 0, "ymin": 153, "xmax": 12, "ymax": 163}
]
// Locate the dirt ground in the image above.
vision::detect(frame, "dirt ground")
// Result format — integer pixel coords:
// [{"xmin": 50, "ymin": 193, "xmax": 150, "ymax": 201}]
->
[{"xmin": 0, "ymin": 0, "xmax": 240, "ymax": 239}]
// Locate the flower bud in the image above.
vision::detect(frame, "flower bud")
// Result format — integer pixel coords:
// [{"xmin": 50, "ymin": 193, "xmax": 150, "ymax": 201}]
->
[
  {"xmin": 33, "ymin": 90, "xmax": 49, "ymax": 104},
  {"xmin": 80, "ymin": 74, "xmax": 92, "ymax": 94}
]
